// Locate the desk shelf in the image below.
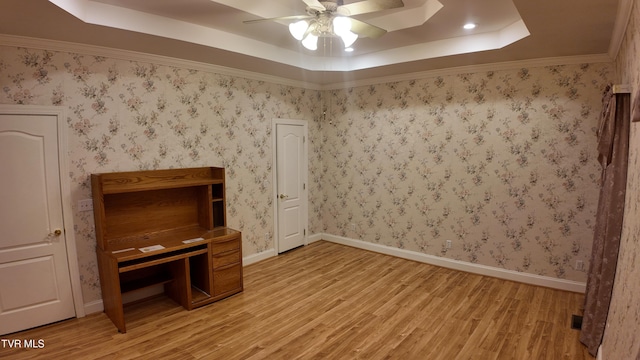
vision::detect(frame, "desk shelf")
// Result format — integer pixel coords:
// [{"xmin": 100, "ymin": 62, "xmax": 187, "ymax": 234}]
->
[
  {"xmin": 191, "ymin": 286, "xmax": 210, "ymax": 304},
  {"xmin": 120, "ymin": 273, "xmax": 173, "ymax": 294}
]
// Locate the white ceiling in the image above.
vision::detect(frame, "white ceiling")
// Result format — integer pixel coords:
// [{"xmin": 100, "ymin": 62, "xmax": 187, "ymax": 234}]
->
[{"xmin": 0, "ymin": 0, "xmax": 625, "ymax": 86}]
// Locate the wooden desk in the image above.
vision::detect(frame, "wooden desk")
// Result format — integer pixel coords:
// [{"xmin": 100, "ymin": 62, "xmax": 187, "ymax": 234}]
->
[
  {"xmin": 92, "ymin": 168, "xmax": 243, "ymax": 333},
  {"xmin": 97, "ymin": 228, "xmax": 242, "ymax": 333}
]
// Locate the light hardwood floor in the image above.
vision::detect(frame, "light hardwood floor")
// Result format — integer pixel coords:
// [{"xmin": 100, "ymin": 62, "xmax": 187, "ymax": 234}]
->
[{"xmin": 1, "ymin": 241, "xmax": 593, "ymax": 359}]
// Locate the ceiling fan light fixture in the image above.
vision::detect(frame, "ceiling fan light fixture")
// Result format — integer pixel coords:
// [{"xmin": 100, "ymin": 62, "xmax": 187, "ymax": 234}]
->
[
  {"xmin": 301, "ymin": 33, "xmax": 318, "ymax": 50},
  {"xmin": 289, "ymin": 20, "xmax": 309, "ymax": 40},
  {"xmin": 332, "ymin": 16, "xmax": 351, "ymax": 36},
  {"xmin": 340, "ymin": 30, "xmax": 358, "ymax": 48}
]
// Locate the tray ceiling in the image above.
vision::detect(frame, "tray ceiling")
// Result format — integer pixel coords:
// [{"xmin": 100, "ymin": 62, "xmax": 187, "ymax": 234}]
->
[{"xmin": 0, "ymin": 0, "xmax": 623, "ymax": 85}]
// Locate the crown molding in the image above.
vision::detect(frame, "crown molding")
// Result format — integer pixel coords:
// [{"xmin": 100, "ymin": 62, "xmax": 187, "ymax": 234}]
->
[
  {"xmin": 0, "ymin": 34, "xmax": 323, "ymax": 90},
  {"xmin": 1, "ymin": 34, "xmax": 613, "ymax": 92},
  {"xmin": 321, "ymin": 53, "xmax": 614, "ymax": 90}
]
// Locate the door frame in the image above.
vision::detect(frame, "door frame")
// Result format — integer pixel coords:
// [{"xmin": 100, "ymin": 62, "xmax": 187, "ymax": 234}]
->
[
  {"xmin": 271, "ymin": 118, "xmax": 309, "ymax": 254},
  {"xmin": 0, "ymin": 104, "xmax": 85, "ymax": 318}
]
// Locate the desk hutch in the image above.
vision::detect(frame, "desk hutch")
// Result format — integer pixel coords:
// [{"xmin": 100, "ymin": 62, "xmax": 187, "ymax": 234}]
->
[{"xmin": 91, "ymin": 167, "xmax": 242, "ymax": 333}]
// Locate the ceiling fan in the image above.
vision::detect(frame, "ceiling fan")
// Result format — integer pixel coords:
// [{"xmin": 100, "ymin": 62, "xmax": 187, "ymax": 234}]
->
[{"xmin": 244, "ymin": 0, "xmax": 404, "ymax": 50}]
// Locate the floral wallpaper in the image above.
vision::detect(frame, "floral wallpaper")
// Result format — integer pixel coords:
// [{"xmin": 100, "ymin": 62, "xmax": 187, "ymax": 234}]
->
[
  {"xmin": 320, "ymin": 64, "xmax": 611, "ymax": 282},
  {"xmin": 604, "ymin": 0, "xmax": 640, "ymax": 358},
  {"xmin": 0, "ymin": 47, "xmax": 322, "ymax": 303},
  {"xmin": 0, "ymin": 42, "xmax": 613, "ymax": 306}
]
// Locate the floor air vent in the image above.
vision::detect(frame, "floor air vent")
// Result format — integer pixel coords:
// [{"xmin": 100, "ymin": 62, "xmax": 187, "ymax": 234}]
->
[{"xmin": 571, "ymin": 315, "xmax": 583, "ymax": 330}]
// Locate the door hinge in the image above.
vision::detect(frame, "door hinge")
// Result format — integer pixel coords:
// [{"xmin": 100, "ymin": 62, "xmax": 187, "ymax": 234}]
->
[{"xmin": 303, "ymin": 183, "xmax": 306, "ymax": 190}]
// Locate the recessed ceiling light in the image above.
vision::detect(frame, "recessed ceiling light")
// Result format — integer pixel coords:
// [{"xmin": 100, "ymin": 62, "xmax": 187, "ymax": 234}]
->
[
  {"xmin": 463, "ymin": 23, "xmax": 476, "ymax": 30},
  {"xmin": 345, "ymin": 47, "xmax": 354, "ymax": 52}
]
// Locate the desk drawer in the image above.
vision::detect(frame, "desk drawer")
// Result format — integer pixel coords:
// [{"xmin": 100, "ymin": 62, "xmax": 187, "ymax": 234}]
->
[
  {"xmin": 213, "ymin": 263, "xmax": 242, "ymax": 296},
  {"xmin": 211, "ymin": 237, "xmax": 240, "ymax": 255},
  {"xmin": 212, "ymin": 250, "xmax": 240, "ymax": 268}
]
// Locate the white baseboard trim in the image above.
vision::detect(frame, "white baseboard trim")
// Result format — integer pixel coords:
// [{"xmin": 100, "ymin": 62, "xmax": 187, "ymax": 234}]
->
[
  {"xmin": 243, "ymin": 248, "xmax": 277, "ymax": 266},
  {"xmin": 597, "ymin": 345, "xmax": 603, "ymax": 360},
  {"xmin": 308, "ymin": 233, "xmax": 323, "ymax": 244},
  {"xmin": 320, "ymin": 233, "xmax": 586, "ymax": 293},
  {"xmin": 84, "ymin": 299, "xmax": 104, "ymax": 315}
]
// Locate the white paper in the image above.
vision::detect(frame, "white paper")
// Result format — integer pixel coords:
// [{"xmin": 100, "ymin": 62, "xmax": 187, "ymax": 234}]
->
[
  {"xmin": 112, "ymin": 247, "xmax": 135, "ymax": 254},
  {"xmin": 139, "ymin": 245, "xmax": 165, "ymax": 253},
  {"xmin": 182, "ymin": 237, "xmax": 206, "ymax": 244}
]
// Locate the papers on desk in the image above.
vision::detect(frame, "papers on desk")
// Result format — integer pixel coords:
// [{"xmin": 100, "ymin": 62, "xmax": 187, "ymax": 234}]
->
[
  {"xmin": 112, "ymin": 248, "xmax": 135, "ymax": 254},
  {"xmin": 182, "ymin": 237, "xmax": 206, "ymax": 244},
  {"xmin": 113, "ymin": 239, "xmax": 204, "ymax": 255},
  {"xmin": 139, "ymin": 245, "xmax": 166, "ymax": 253}
]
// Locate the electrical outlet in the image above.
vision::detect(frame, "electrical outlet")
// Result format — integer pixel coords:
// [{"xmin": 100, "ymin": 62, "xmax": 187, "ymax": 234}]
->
[
  {"xmin": 576, "ymin": 260, "xmax": 584, "ymax": 271},
  {"xmin": 265, "ymin": 233, "xmax": 270, "ymax": 241},
  {"xmin": 446, "ymin": 240, "xmax": 452, "ymax": 249},
  {"xmin": 78, "ymin": 199, "xmax": 93, "ymax": 212},
  {"xmin": 351, "ymin": 223, "xmax": 356, "ymax": 231}
]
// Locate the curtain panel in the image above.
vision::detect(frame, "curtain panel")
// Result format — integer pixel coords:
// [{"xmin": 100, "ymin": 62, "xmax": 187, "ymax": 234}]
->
[{"xmin": 580, "ymin": 86, "xmax": 631, "ymax": 356}]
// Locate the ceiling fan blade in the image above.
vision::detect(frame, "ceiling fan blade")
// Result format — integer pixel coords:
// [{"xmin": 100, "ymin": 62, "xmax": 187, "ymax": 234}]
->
[
  {"xmin": 349, "ymin": 18, "xmax": 387, "ymax": 38},
  {"xmin": 339, "ymin": 0, "xmax": 404, "ymax": 16},
  {"xmin": 243, "ymin": 15, "xmax": 312, "ymax": 24},
  {"xmin": 302, "ymin": 0, "xmax": 326, "ymax": 11}
]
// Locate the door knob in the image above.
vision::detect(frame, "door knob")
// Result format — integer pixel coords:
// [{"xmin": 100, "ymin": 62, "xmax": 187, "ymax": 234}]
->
[
  {"xmin": 279, "ymin": 194, "xmax": 288, "ymax": 199},
  {"xmin": 50, "ymin": 229, "xmax": 62, "ymax": 236}
]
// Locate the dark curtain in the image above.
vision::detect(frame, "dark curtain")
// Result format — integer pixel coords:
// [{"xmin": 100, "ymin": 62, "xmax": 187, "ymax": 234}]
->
[{"xmin": 580, "ymin": 86, "xmax": 631, "ymax": 356}]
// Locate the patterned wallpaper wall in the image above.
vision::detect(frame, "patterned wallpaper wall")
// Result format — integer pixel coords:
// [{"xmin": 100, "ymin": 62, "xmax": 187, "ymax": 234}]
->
[
  {"xmin": 320, "ymin": 64, "xmax": 611, "ymax": 282},
  {"xmin": 604, "ymin": 0, "xmax": 640, "ymax": 358},
  {"xmin": 0, "ymin": 47, "xmax": 322, "ymax": 303},
  {"xmin": 0, "ymin": 44, "xmax": 612, "ymax": 305}
]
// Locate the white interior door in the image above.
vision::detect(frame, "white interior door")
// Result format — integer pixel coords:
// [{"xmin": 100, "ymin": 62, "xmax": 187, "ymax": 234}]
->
[
  {"xmin": 275, "ymin": 122, "xmax": 307, "ymax": 253},
  {"xmin": 0, "ymin": 114, "xmax": 76, "ymax": 335}
]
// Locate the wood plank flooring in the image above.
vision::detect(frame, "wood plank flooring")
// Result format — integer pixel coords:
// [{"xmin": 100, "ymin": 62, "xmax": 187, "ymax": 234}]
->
[{"xmin": 0, "ymin": 241, "xmax": 593, "ymax": 359}]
